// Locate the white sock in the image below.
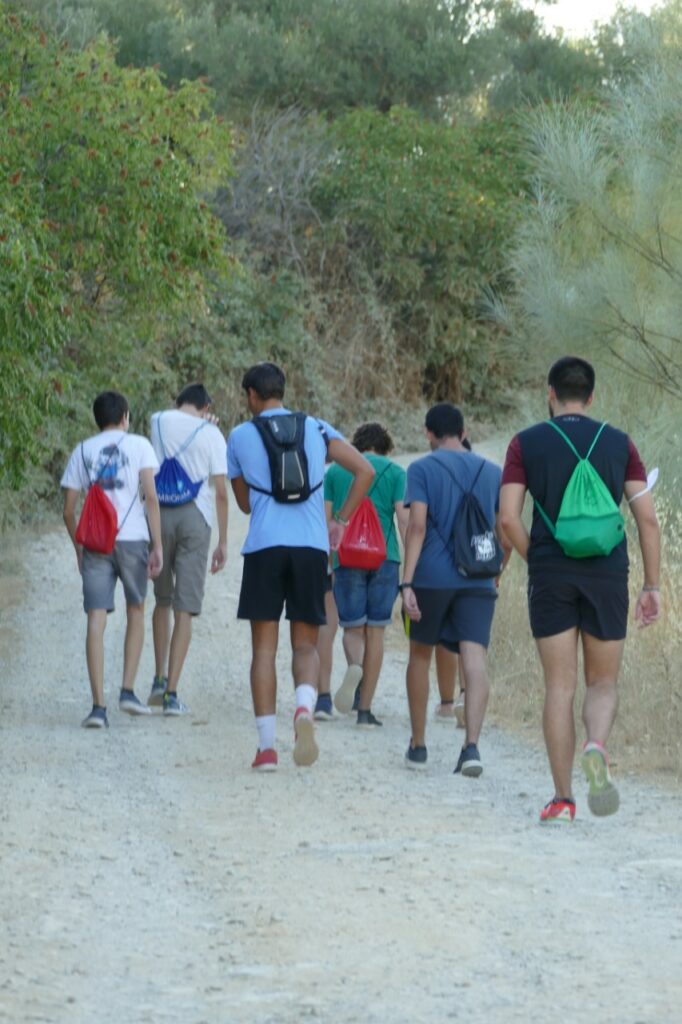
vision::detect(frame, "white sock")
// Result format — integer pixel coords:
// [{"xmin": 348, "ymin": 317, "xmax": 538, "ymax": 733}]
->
[
  {"xmin": 256, "ymin": 715, "xmax": 276, "ymax": 752},
  {"xmin": 294, "ymin": 684, "xmax": 316, "ymax": 715}
]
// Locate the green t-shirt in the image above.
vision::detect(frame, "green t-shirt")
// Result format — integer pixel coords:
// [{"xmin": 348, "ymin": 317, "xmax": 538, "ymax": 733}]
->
[{"xmin": 324, "ymin": 453, "xmax": 406, "ymax": 568}]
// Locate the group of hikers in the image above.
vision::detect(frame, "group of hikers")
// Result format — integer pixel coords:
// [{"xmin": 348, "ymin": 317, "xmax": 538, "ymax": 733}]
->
[{"xmin": 61, "ymin": 356, "xmax": 661, "ymax": 824}]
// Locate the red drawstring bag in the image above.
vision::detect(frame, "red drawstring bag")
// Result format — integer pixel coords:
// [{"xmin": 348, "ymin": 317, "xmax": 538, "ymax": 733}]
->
[
  {"xmin": 75, "ymin": 483, "xmax": 118, "ymax": 554},
  {"xmin": 337, "ymin": 497, "xmax": 387, "ymax": 571}
]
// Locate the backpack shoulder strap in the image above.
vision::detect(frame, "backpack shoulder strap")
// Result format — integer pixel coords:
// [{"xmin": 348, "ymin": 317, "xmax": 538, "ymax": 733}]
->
[
  {"xmin": 585, "ymin": 421, "xmax": 608, "ymax": 461},
  {"xmin": 155, "ymin": 415, "xmax": 167, "ymax": 460},
  {"xmin": 546, "ymin": 419, "xmax": 582, "ymax": 462},
  {"xmin": 176, "ymin": 419, "xmax": 208, "ymax": 457}
]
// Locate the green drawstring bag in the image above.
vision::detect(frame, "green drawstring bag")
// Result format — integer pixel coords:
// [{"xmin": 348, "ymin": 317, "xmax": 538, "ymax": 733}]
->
[{"xmin": 534, "ymin": 421, "xmax": 625, "ymax": 559}]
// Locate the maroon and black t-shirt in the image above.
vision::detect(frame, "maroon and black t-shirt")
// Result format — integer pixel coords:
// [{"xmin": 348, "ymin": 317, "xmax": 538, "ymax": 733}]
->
[{"xmin": 502, "ymin": 415, "xmax": 646, "ymax": 575}]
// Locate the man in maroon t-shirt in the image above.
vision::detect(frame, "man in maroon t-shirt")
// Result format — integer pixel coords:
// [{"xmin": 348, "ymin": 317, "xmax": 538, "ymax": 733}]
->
[{"xmin": 499, "ymin": 356, "xmax": 661, "ymax": 824}]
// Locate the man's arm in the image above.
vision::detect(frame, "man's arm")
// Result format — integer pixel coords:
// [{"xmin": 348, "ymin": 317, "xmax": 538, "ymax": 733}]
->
[
  {"xmin": 230, "ymin": 476, "xmax": 251, "ymax": 515},
  {"xmin": 499, "ymin": 483, "xmax": 529, "ymax": 562},
  {"xmin": 326, "ymin": 438, "xmax": 375, "ymax": 550},
  {"xmin": 139, "ymin": 467, "xmax": 163, "ymax": 578},
  {"xmin": 62, "ymin": 488, "xmax": 83, "ymax": 571},
  {"xmin": 624, "ymin": 482, "xmax": 661, "ymax": 627},
  {"xmin": 401, "ymin": 500, "xmax": 427, "ymax": 622},
  {"xmin": 395, "ymin": 502, "xmax": 409, "ymax": 548},
  {"xmin": 211, "ymin": 474, "xmax": 228, "ymax": 574}
]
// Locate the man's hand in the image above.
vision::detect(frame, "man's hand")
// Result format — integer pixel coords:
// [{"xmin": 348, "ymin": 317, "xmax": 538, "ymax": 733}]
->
[
  {"xmin": 634, "ymin": 588, "xmax": 661, "ymax": 628},
  {"xmin": 402, "ymin": 585, "xmax": 421, "ymax": 622},
  {"xmin": 211, "ymin": 543, "xmax": 227, "ymax": 574},
  {"xmin": 148, "ymin": 546, "xmax": 163, "ymax": 579},
  {"xmin": 328, "ymin": 520, "xmax": 345, "ymax": 552}
]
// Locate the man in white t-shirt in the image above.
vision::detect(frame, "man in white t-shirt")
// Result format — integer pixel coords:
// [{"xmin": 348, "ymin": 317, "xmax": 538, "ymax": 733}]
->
[
  {"xmin": 149, "ymin": 383, "xmax": 228, "ymax": 716},
  {"xmin": 61, "ymin": 391, "xmax": 163, "ymax": 729}
]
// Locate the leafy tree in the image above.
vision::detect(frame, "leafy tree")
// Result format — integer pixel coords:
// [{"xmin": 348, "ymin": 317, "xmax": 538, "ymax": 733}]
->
[
  {"xmin": 507, "ymin": 45, "xmax": 682, "ymax": 402},
  {"xmin": 0, "ymin": 4, "xmax": 232, "ymax": 487},
  {"xmin": 314, "ymin": 107, "xmax": 528, "ymax": 402}
]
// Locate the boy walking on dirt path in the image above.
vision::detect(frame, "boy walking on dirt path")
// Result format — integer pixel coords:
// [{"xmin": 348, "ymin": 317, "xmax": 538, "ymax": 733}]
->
[
  {"xmin": 149, "ymin": 383, "xmax": 229, "ymax": 716},
  {"xmin": 61, "ymin": 391, "xmax": 163, "ymax": 728},
  {"xmin": 401, "ymin": 403, "xmax": 508, "ymax": 773},
  {"xmin": 499, "ymin": 356, "xmax": 661, "ymax": 824},
  {"xmin": 324, "ymin": 422, "xmax": 408, "ymax": 728},
  {"xmin": 228, "ymin": 362, "xmax": 374, "ymax": 771}
]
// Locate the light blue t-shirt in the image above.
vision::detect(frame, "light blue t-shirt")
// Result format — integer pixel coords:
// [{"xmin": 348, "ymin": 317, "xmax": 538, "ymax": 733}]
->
[
  {"xmin": 227, "ymin": 408, "xmax": 343, "ymax": 554},
  {"xmin": 405, "ymin": 450, "xmax": 501, "ymax": 591}
]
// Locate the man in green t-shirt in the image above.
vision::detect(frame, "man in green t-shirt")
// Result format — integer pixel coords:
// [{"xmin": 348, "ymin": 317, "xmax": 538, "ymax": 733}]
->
[{"xmin": 322, "ymin": 422, "xmax": 408, "ymax": 727}]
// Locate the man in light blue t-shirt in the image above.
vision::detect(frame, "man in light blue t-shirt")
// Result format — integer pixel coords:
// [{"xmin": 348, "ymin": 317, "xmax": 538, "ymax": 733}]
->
[
  {"xmin": 401, "ymin": 403, "xmax": 509, "ymax": 776},
  {"xmin": 227, "ymin": 362, "xmax": 374, "ymax": 772}
]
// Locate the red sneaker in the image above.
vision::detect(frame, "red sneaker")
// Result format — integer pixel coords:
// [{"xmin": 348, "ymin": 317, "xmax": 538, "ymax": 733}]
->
[
  {"xmin": 293, "ymin": 707, "xmax": 319, "ymax": 767},
  {"xmin": 539, "ymin": 798, "xmax": 576, "ymax": 824},
  {"xmin": 251, "ymin": 748, "xmax": 278, "ymax": 772}
]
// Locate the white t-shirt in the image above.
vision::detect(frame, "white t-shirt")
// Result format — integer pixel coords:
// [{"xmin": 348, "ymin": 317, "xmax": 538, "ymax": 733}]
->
[
  {"xmin": 150, "ymin": 410, "xmax": 227, "ymax": 527},
  {"xmin": 61, "ymin": 432, "xmax": 159, "ymax": 543}
]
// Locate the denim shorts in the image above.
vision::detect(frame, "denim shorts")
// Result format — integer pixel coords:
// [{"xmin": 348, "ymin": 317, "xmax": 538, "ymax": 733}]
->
[{"xmin": 333, "ymin": 560, "xmax": 399, "ymax": 628}]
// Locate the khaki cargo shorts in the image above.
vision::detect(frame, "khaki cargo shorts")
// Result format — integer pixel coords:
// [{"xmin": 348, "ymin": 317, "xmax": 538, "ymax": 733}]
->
[{"xmin": 154, "ymin": 502, "xmax": 211, "ymax": 615}]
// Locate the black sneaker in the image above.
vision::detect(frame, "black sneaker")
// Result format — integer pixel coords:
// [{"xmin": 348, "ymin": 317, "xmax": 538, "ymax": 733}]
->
[
  {"xmin": 357, "ymin": 709, "xmax": 383, "ymax": 728},
  {"xmin": 313, "ymin": 693, "xmax": 335, "ymax": 721},
  {"xmin": 405, "ymin": 742, "xmax": 427, "ymax": 770},
  {"xmin": 454, "ymin": 743, "xmax": 483, "ymax": 777},
  {"xmin": 352, "ymin": 683, "xmax": 362, "ymax": 712}
]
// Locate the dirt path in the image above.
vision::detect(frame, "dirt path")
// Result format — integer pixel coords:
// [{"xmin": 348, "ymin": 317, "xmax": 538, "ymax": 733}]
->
[{"xmin": 1, "ymin": 477, "xmax": 681, "ymax": 1024}]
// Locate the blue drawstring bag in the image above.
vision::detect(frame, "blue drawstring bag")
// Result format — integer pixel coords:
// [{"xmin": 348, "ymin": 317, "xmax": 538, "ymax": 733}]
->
[{"xmin": 155, "ymin": 418, "xmax": 207, "ymax": 507}]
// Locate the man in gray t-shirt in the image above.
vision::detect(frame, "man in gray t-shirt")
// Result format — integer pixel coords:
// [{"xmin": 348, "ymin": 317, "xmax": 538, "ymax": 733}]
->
[{"xmin": 401, "ymin": 403, "xmax": 509, "ymax": 775}]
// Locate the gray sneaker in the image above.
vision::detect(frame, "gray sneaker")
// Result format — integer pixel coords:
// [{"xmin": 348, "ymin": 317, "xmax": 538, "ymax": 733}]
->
[
  {"xmin": 163, "ymin": 692, "xmax": 190, "ymax": 717},
  {"xmin": 148, "ymin": 676, "xmax": 167, "ymax": 707},
  {"xmin": 119, "ymin": 689, "xmax": 152, "ymax": 716},
  {"xmin": 82, "ymin": 706, "xmax": 109, "ymax": 729}
]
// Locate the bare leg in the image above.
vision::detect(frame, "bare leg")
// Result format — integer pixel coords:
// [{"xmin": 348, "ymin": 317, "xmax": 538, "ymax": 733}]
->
[
  {"xmin": 458, "ymin": 641, "xmax": 490, "ymax": 745},
  {"xmin": 342, "ymin": 625, "xmax": 365, "ymax": 669},
  {"xmin": 85, "ymin": 609, "xmax": 107, "ymax": 706},
  {"xmin": 250, "ymin": 620, "xmax": 279, "ymax": 716},
  {"xmin": 152, "ymin": 603, "xmax": 171, "ymax": 678},
  {"xmin": 121, "ymin": 603, "xmax": 145, "ymax": 692},
  {"xmin": 358, "ymin": 626, "xmax": 385, "ymax": 710},
  {"xmin": 316, "ymin": 590, "xmax": 338, "ymax": 695},
  {"xmin": 290, "ymin": 621, "xmax": 320, "ymax": 687},
  {"xmin": 406, "ymin": 640, "xmax": 433, "ymax": 747},
  {"xmin": 581, "ymin": 634, "xmax": 624, "ymax": 746},
  {"xmin": 435, "ymin": 645, "xmax": 458, "ymax": 703},
  {"xmin": 536, "ymin": 629, "xmax": 579, "ymax": 800},
  {"xmin": 166, "ymin": 610, "xmax": 193, "ymax": 694}
]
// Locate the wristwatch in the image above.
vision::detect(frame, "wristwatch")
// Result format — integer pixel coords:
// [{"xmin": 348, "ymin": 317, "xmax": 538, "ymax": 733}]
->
[{"xmin": 333, "ymin": 511, "xmax": 349, "ymax": 526}]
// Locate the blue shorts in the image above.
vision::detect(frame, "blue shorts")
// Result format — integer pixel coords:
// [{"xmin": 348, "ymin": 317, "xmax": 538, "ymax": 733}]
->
[
  {"xmin": 333, "ymin": 560, "xmax": 399, "ymax": 628},
  {"xmin": 406, "ymin": 587, "xmax": 497, "ymax": 649}
]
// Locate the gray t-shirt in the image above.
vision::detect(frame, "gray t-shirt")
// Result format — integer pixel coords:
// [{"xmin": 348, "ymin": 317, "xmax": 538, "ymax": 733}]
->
[{"xmin": 405, "ymin": 450, "xmax": 501, "ymax": 590}]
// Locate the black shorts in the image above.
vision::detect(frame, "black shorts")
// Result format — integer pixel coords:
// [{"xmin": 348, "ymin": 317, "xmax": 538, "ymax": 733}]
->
[
  {"xmin": 238, "ymin": 546, "xmax": 328, "ymax": 625},
  {"xmin": 528, "ymin": 570, "xmax": 628, "ymax": 641},
  {"xmin": 406, "ymin": 588, "xmax": 497, "ymax": 649}
]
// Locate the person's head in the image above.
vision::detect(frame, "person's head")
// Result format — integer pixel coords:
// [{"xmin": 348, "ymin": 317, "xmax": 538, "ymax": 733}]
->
[
  {"xmin": 241, "ymin": 362, "xmax": 286, "ymax": 414},
  {"xmin": 176, "ymin": 382, "xmax": 211, "ymax": 411},
  {"xmin": 547, "ymin": 356, "xmax": 595, "ymax": 410},
  {"xmin": 351, "ymin": 422, "xmax": 394, "ymax": 456},
  {"xmin": 93, "ymin": 391, "xmax": 129, "ymax": 431},
  {"xmin": 424, "ymin": 403, "xmax": 464, "ymax": 449}
]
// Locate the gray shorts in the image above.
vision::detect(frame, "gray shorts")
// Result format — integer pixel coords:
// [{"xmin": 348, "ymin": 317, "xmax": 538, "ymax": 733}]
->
[
  {"xmin": 154, "ymin": 502, "xmax": 211, "ymax": 615},
  {"xmin": 82, "ymin": 541, "xmax": 150, "ymax": 613}
]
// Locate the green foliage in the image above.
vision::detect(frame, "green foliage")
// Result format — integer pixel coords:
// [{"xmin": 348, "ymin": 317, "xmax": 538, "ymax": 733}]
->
[
  {"xmin": 315, "ymin": 107, "xmax": 529, "ymax": 402},
  {"xmin": 0, "ymin": 4, "xmax": 232, "ymax": 487}
]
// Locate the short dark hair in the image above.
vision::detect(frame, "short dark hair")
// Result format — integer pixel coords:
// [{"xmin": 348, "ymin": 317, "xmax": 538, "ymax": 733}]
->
[
  {"xmin": 93, "ymin": 391, "xmax": 129, "ymax": 430},
  {"xmin": 425, "ymin": 402, "xmax": 464, "ymax": 440},
  {"xmin": 351, "ymin": 422, "xmax": 394, "ymax": 455},
  {"xmin": 242, "ymin": 362, "xmax": 286, "ymax": 400},
  {"xmin": 548, "ymin": 356, "xmax": 595, "ymax": 403},
  {"xmin": 176, "ymin": 383, "xmax": 211, "ymax": 409}
]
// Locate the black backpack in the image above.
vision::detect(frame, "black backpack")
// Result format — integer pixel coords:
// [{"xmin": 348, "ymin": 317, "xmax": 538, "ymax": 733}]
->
[
  {"xmin": 431, "ymin": 453, "xmax": 503, "ymax": 579},
  {"xmin": 249, "ymin": 412, "xmax": 327, "ymax": 504}
]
